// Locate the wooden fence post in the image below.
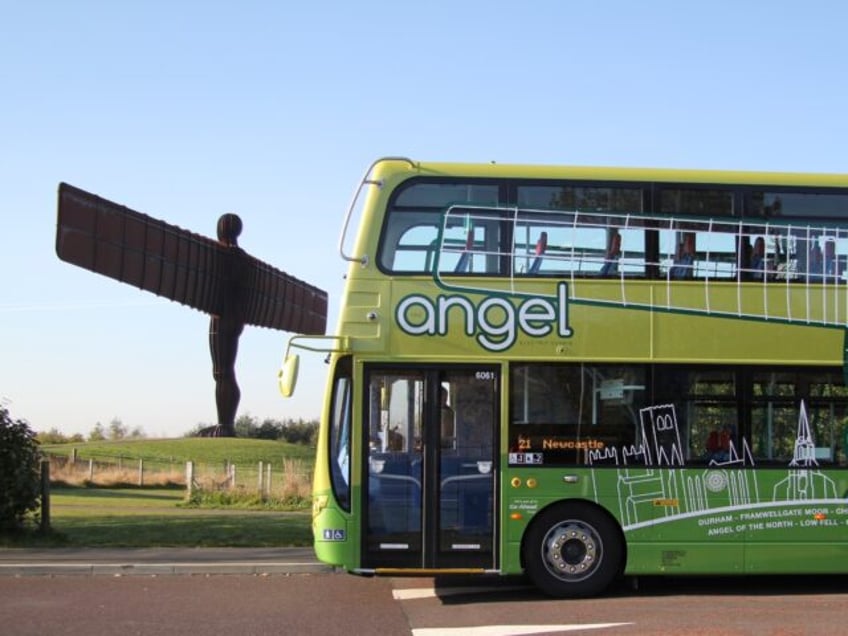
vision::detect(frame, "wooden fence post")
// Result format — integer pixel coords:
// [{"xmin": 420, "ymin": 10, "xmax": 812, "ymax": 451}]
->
[
  {"xmin": 40, "ymin": 460, "xmax": 50, "ymax": 533},
  {"xmin": 137, "ymin": 458, "xmax": 144, "ymax": 487},
  {"xmin": 185, "ymin": 461, "xmax": 194, "ymax": 499},
  {"xmin": 88, "ymin": 459, "xmax": 94, "ymax": 482},
  {"xmin": 257, "ymin": 461, "xmax": 264, "ymax": 495}
]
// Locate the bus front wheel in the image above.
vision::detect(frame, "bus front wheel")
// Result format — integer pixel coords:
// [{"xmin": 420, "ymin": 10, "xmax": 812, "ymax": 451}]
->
[{"xmin": 523, "ymin": 502, "xmax": 623, "ymax": 598}]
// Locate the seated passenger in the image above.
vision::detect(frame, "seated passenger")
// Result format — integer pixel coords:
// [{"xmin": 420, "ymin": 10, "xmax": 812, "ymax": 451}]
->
[
  {"xmin": 706, "ymin": 425, "xmax": 733, "ymax": 462},
  {"xmin": 387, "ymin": 427, "xmax": 404, "ymax": 451},
  {"xmin": 807, "ymin": 239, "xmax": 823, "ymax": 282},
  {"xmin": 823, "ymin": 239, "xmax": 838, "ymax": 282},
  {"xmin": 670, "ymin": 233, "xmax": 695, "ymax": 279},
  {"xmin": 750, "ymin": 237, "xmax": 766, "ymax": 277},
  {"xmin": 599, "ymin": 230, "xmax": 621, "ymax": 276}
]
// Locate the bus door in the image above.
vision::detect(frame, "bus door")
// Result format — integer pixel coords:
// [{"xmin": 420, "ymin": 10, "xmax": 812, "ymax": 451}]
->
[{"xmin": 363, "ymin": 365, "xmax": 499, "ymax": 570}]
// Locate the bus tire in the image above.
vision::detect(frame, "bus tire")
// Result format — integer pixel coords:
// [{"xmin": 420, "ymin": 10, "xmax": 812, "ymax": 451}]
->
[{"xmin": 523, "ymin": 502, "xmax": 623, "ymax": 598}]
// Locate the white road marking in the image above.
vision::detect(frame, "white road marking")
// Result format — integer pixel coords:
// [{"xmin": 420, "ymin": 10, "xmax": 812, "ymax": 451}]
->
[
  {"xmin": 392, "ymin": 585, "xmax": 531, "ymax": 600},
  {"xmin": 395, "ymin": 585, "xmax": 633, "ymax": 635},
  {"xmin": 412, "ymin": 624, "xmax": 632, "ymax": 636}
]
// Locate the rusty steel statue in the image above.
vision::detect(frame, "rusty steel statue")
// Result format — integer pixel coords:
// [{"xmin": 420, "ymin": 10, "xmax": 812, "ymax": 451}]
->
[{"xmin": 55, "ymin": 183, "xmax": 328, "ymax": 437}]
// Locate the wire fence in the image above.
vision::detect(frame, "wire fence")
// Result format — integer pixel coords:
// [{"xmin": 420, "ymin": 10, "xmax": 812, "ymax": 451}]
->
[{"xmin": 44, "ymin": 452, "xmax": 313, "ymax": 501}]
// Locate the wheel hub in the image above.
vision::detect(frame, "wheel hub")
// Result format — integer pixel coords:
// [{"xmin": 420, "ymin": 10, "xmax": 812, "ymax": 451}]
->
[{"xmin": 542, "ymin": 521, "xmax": 600, "ymax": 581}]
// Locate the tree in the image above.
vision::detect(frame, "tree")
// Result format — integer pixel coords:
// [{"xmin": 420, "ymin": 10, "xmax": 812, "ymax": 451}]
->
[
  {"xmin": 37, "ymin": 428, "xmax": 85, "ymax": 444},
  {"xmin": 256, "ymin": 419, "xmax": 281, "ymax": 440},
  {"xmin": 108, "ymin": 417, "xmax": 127, "ymax": 440},
  {"xmin": 88, "ymin": 422, "xmax": 105, "ymax": 441},
  {"xmin": 0, "ymin": 406, "xmax": 42, "ymax": 531},
  {"xmin": 128, "ymin": 426, "xmax": 146, "ymax": 439},
  {"xmin": 234, "ymin": 414, "xmax": 258, "ymax": 438}
]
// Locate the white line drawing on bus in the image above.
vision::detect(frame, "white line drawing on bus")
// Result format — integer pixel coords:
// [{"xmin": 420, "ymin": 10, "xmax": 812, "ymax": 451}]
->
[{"xmin": 586, "ymin": 401, "xmax": 838, "ymax": 529}]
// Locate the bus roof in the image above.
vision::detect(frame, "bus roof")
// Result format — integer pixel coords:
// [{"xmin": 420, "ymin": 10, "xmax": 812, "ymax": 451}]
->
[{"xmin": 375, "ymin": 158, "xmax": 848, "ymax": 189}]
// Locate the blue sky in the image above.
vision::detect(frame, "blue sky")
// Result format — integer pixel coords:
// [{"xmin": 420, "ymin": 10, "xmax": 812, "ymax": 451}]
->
[{"xmin": 2, "ymin": 1, "xmax": 848, "ymax": 438}]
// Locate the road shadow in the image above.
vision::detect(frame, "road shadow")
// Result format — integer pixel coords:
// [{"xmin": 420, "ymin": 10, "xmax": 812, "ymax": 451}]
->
[{"xmin": 431, "ymin": 572, "xmax": 848, "ymax": 604}]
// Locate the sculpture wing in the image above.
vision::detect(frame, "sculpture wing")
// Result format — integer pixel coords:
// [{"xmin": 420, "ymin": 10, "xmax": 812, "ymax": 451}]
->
[
  {"xmin": 56, "ymin": 183, "xmax": 327, "ymax": 334},
  {"xmin": 241, "ymin": 257, "xmax": 328, "ymax": 334}
]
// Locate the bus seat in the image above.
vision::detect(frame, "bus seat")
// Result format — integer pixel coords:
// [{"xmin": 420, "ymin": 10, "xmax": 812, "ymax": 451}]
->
[
  {"xmin": 599, "ymin": 231, "xmax": 621, "ymax": 277},
  {"xmin": 454, "ymin": 230, "xmax": 474, "ymax": 273},
  {"xmin": 528, "ymin": 232, "xmax": 547, "ymax": 274}
]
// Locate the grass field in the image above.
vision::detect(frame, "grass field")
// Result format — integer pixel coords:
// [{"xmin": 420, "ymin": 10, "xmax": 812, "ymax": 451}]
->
[
  {"xmin": 40, "ymin": 487, "xmax": 313, "ymax": 547},
  {"xmin": 2, "ymin": 438, "xmax": 317, "ymax": 548}
]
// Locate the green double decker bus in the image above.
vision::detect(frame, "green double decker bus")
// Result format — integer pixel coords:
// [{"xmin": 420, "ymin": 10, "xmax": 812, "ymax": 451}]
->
[{"xmin": 281, "ymin": 157, "xmax": 848, "ymax": 597}]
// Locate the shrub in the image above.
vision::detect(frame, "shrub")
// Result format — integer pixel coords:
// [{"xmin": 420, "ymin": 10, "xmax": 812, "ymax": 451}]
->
[{"xmin": 0, "ymin": 406, "xmax": 43, "ymax": 531}]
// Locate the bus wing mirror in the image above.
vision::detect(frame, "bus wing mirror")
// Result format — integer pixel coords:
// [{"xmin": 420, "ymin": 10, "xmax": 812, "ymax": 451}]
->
[{"xmin": 278, "ymin": 354, "xmax": 300, "ymax": 398}]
